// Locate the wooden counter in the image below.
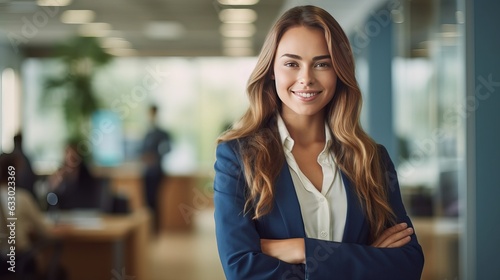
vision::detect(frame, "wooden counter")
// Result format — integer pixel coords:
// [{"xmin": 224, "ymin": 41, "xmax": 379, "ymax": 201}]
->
[{"xmin": 412, "ymin": 217, "xmax": 460, "ymax": 280}]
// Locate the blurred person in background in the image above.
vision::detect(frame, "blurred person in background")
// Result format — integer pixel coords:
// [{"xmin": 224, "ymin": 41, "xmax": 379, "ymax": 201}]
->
[
  {"xmin": 12, "ymin": 133, "xmax": 37, "ymax": 200},
  {"xmin": 47, "ymin": 141, "xmax": 101, "ymax": 210},
  {"xmin": 213, "ymin": 5, "xmax": 423, "ymax": 280},
  {"xmin": 0, "ymin": 152, "xmax": 67, "ymax": 279},
  {"xmin": 141, "ymin": 105, "xmax": 172, "ymax": 234}
]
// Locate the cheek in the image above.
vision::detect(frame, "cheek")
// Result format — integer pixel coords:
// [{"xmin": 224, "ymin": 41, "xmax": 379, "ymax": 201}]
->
[
  {"xmin": 274, "ymin": 71, "xmax": 294, "ymax": 89},
  {"xmin": 327, "ymin": 80, "xmax": 337, "ymax": 94},
  {"xmin": 320, "ymin": 74, "xmax": 337, "ymax": 94},
  {"xmin": 274, "ymin": 81, "xmax": 290, "ymax": 103}
]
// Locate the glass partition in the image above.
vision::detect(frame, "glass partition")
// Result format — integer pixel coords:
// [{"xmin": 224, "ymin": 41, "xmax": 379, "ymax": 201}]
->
[{"xmin": 392, "ymin": 0, "xmax": 464, "ymax": 279}]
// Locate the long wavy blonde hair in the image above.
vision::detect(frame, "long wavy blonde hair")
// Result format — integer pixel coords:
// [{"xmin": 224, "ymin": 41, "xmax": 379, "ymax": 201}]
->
[{"xmin": 218, "ymin": 5, "xmax": 394, "ymax": 241}]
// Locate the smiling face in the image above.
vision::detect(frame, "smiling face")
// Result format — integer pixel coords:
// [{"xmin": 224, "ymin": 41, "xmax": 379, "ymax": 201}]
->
[{"xmin": 273, "ymin": 25, "xmax": 337, "ymax": 120}]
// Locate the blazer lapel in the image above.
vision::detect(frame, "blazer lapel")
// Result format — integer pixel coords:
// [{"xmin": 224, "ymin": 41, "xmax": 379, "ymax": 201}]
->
[
  {"xmin": 274, "ymin": 164, "xmax": 306, "ymax": 237},
  {"xmin": 341, "ymin": 172, "xmax": 369, "ymax": 243}
]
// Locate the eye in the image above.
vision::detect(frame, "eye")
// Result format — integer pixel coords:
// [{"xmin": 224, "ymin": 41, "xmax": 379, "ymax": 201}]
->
[
  {"xmin": 284, "ymin": 61, "xmax": 298, "ymax": 67},
  {"xmin": 315, "ymin": 62, "xmax": 331, "ymax": 68}
]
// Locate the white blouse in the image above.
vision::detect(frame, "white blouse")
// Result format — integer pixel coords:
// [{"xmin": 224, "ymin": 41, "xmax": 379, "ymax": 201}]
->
[{"xmin": 277, "ymin": 115, "xmax": 347, "ymax": 242}]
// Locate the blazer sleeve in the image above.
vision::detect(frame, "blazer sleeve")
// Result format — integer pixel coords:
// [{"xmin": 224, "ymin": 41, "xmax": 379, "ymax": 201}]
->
[
  {"xmin": 302, "ymin": 145, "xmax": 424, "ymax": 280},
  {"xmin": 213, "ymin": 141, "xmax": 305, "ymax": 280}
]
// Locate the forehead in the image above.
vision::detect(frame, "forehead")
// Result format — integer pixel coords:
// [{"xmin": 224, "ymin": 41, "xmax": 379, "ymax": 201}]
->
[{"xmin": 276, "ymin": 26, "xmax": 329, "ymax": 56}]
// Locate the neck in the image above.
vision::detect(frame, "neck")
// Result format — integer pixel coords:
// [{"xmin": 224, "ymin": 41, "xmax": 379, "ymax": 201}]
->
[{"xmin": 280, "ymin": 113, "xmax": 326, "ymax": 145}]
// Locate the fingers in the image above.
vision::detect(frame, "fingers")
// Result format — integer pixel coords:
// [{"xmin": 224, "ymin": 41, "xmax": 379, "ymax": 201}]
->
[
  {"xmin": 386, "ymin": 235, "xmax": 412, "ymax": 248},
  {"xmin": 374, "ymin": 223, "xmax": 408, "ymax": 245},
  {"xmin": 372, "ymin": 223, "xmax": 414, "ymax": 248},
  {"xmin": 384, "ymin": 227, "xmax": 413, "ymax": 248},
  {"xmin": 371, "ymin": 223, "xmax": 407, "ymax": 247},
  {"xmin": 379, "ymin": 225, "xmax": 413, "ymax": 248}
]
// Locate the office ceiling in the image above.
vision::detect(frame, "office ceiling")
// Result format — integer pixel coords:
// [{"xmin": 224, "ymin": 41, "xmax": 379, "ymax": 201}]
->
[{"xmin": 0, "ymin": 0, "xmax": 388, "ymax": 57}]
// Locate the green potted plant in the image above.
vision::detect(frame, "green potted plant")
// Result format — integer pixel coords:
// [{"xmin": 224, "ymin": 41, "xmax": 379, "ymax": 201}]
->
[{"xmin": 43, "ymin": 36, "xmax": 113, "ymax": 145}]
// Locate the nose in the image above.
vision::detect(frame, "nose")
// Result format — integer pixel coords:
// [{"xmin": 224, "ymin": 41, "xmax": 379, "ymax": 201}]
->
[{"xmin": 299, "ymin": 68, "xmax": 315, "ymax": 85}]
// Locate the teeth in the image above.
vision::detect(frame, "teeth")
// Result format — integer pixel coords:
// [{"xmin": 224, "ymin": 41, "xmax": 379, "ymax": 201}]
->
[{"xmin": 294, "ymin": 92, "xmax": 318, "ymax": 98}]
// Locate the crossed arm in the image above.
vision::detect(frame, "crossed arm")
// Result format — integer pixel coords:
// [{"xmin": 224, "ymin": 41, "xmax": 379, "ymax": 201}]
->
[{"xmin": 261, "ymin": 222, "xmax": 414, "ymax": 264}]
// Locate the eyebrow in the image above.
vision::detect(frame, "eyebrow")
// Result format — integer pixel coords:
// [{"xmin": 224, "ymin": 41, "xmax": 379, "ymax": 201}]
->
[{"xmin": 280, "ymin": 53, "xmax": 331, "ymax": 61}]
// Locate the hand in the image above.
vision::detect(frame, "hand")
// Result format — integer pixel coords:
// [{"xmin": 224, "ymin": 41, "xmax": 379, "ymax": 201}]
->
[
  {"xmin": 371, "ymin": 222, "xmax": 414, "ymax": 248},
  {"xmin": 260, "ymin": 238, "xmax": 305, "ymax": 264}
]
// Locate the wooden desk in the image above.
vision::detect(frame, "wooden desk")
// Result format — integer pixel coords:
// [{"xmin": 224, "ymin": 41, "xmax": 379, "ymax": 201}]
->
[{"xmin": 52, "ymin": 208, "xmax": 151, "ymax": 280}]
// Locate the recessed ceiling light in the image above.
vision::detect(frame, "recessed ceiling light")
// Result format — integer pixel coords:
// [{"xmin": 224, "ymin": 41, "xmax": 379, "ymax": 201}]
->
[
  {"xmin": 223, "ymin": 38, "xmax": 253, "ymax": 48},
  {"xmin": 37, "ymin": 0, "xmax": 72, "ymax": 6},
  {"xmin": 223, "ymin": 47, "xmax": 254, "ymax": 56},
  {"xmin": 101, "ymin": 37, "xmax": 132, "ymax": 49},
  {"xmin": 60, "ymin": 10, "xmax": 95, "ymax": 24},
  {"xmin": 144, "ymin": 21, "xmax": 185, "ymax": 40},
  {"xmin": 219, "ymin": 9, "xmax": 257, "ymax": 23},
  {"xmin": 218, "ymin": 0, "xmax": 259, "ymax": 5},
  {"xmin": 220, "ymin": 23, "xmax": 256, "ymax": 37},
  {"xmin": 78, "ymin": 23, "xmax": 112, "ymax": 37}
]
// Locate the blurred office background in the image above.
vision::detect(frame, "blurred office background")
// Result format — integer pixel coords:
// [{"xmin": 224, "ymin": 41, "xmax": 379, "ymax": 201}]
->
[{"xmin": 1, "ymin": 0, "xmax": 499, "ymax": 279}]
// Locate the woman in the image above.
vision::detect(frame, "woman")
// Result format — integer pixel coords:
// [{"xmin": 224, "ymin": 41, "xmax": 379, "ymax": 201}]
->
[
  {"xmin": 48, "ymin": 142, "xmax": 100, "ymax": 210},
  {"xmin": 213, "ymin": 5, "xmax": 424, "ymax": 280}
]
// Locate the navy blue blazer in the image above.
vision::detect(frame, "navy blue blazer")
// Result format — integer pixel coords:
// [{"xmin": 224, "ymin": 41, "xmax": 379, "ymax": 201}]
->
[{"xmin": 214, "ymin": 140, "xmax": 424, "ymax": 280}]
